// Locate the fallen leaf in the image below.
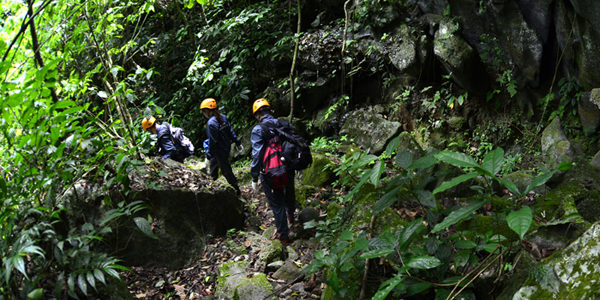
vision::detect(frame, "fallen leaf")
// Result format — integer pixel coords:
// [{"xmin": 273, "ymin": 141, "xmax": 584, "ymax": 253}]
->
[
  {"xmin": 135, "ymin": 293, "xmax": 147, "ymax": 299},
  {"xmin": 174, "ymin": 284, "xmax": 186, "ymax": 298},
  {"xmin": 244, "ymin": 240, "xmax": 252, "ymax": 247}
]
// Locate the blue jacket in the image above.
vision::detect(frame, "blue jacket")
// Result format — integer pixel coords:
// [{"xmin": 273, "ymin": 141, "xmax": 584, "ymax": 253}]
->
[
  {"xmin": 250, "ymin": 114, "xmax": 293, "ymax": 182},
  {"xmin": 156, "ymin": 123, "xmax": 178, "ymax": 159},
  {"xmin": 206, "ymin": 114, "xmax": 240, "ymax": 159}
]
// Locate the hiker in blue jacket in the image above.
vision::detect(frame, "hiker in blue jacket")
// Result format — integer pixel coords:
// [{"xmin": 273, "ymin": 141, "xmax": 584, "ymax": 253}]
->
[
  {"xmin": 142, "ymin": 116, "xmax": 191, "ymax": 163},
  {"xmin": 250, "ymin": 98, "xmax": 296, "ymax": 245},
  {"xmin": 201, "ymin": 98, "xmax": 242, "ymax": 195}
]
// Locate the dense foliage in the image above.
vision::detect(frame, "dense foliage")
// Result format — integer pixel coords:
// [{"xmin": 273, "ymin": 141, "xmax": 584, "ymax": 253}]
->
[{"xmin": 0, "ymin": 0, "xmax": 589, "ymax": 298}]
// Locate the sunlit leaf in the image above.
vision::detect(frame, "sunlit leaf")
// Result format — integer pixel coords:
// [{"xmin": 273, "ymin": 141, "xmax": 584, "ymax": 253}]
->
[
  {"xmin": 133, "ymin": 217, "xmax": 158, "ymax": 239},
  {"xmin": 507, "ymin": 206, "xmax": 533, "ymax": 240},
  {"xmin": 482, "ymin": 147, "xmax": 504, "ymax": 176}
]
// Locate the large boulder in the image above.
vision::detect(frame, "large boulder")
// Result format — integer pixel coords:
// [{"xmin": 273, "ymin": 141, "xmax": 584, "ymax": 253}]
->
[
  {"xmin": 61, "ymin": 159, "xmax": 246, "ymax": 269},
  {"xmin": 302, "ymin": 153, "xmax": 337, "ymax": 187},
  {"xmin": 541, "ymin": 117, "xmax": 574, "ymax": 170},
  {"xmin": 433, "ymin": 17, "xmax": 489, "ymax": 97},
  {"xmin": 216, "ymin": 261, "xmax": 277, "ymax": 300},
  {"xmin": 511, "ymin": 221, "xmax": 600, "ymax": 299},
  {"xmin": 340, "ymin": 110, "xmax": 402, "ymax": 155},
  {"xmin": 578, "ymin": 90, "xmax": 600, "ymax": 134}
]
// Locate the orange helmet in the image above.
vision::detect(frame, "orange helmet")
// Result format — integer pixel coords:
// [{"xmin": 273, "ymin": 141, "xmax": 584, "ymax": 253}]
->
[
  {"xmin": 252, "ymin": 98, "xmax": 270, "ymax": 115},
  {"xmin": 201, "ymin": 98, "xmax": 217, "ymax": 110},
  {"xmin": 142, "ymin": 116, "xmax": 156, "ymax": 130}
]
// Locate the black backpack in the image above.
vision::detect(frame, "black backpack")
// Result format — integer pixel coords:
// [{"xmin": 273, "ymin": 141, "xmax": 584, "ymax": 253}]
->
[
  {"xmin": 164, "ymin": 123, "xmax": 195, "ymax": 156},
  {"xmin": 260, "ymin": 121, "xmax": 312, "ymax": 171}
]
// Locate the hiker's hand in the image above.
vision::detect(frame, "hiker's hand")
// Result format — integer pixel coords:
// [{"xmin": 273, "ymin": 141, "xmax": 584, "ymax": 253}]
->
[
  {"xmin": 252, "ymin": 181, "xmax": 259, "ymax": 192},
  {"xmin": 236, "ymin": 143, "xmax": 243, "ymax": 152},
  {"xmin": 204, "ymin": 158, "xmax": 210, "ymax": 166}
]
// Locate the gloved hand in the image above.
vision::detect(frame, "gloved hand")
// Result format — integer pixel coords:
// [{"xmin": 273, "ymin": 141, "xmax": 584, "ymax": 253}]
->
[
  {"xmin": 237, "ymin": 144, "xmax": 244, "ymax": 152},
  {"xmin": 252, "ymin": 181, "xmax": 259, "ymax": 192},
  {"xmin": 204, "ymin": 157, "xmax": 210, "ymax": 166}
]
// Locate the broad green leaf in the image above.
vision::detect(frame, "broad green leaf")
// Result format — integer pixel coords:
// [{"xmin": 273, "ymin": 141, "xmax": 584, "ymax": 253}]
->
[
  {"xmin": 507, "ymin": 207, "xmax": 533, "ymax": 240},
  {"xmin": 370, "ymin": 161, "xmax": 384, "ymax": 186},
  {"xmin": 417, "ymin": 190, "xmax": 436, "ymax": 208},
  {"xmin": 557, "ymin": 161, "xmax": 575, "ymax": 171},
  {"xmin": 453, "ymin": 250, "xmax": 470, "ymax": 267},
  {"xmin": 482, "ymin": 148, "xmax": 504, "ymax": 176},
  {"xmin": 94, "ymin": 269, "xmax": 106, "ymax": 285},
  {"xmin": 352, "ymin": 154, "xmax": 378, "ymax": 169},
  {"xmin": 372, "ymin": 186, "xmax": 401, "ymax": 214},
  {"xmin": 395, "ymin": 151, "xmax": 413, "ymax": 169},
  {"xmin": 523, "ymin": 172, "xmax": 554, "ymax": 195},
  {"xmin": 53, "ymin": 100, "xmax": 75, "ymax": 109},
  {"xmin": 408, "ymin": 156, "xmax": 438, "ymax": 169},
  {"xmin": 380, "ymin": 230, "xmax": 398, "ymax": 247},
  {"xmin": 385, "ymin": 135, "xmax": 401, "ymax": 158},
  {"xmin": 86, "ymin": 271, "xmax": 97, "ymax": 291},
  {"xmin": 432, "ymin": 172, "xmax": 478, "ymax": 195},
  {"xmin": 431, "ymin": 200, "xmax": 488, "ymax": 233},
  {"xmin": 406, "ymin": 256, "xmax": 441, "ymax": 269},
  {"xmin": 371, "ymin": 273, "xmax": 405, "ymax": 300},
  {"xmin": 339, "ymin": 230, "xmax": 353, "ymax": 241},
  {"xmin": 483, "ymin": 243, "xmax": 500, "ymax": 253},
  {"xmin": 133, "ymin": 217, "xmax": 158, "ymax": 239},
  {"xmin": 435, "ymin": 151, "xmax": 483, "ymax": 171},
  {"xmin": 78, "ymin": 273, "xmax": 88, "ymax": 295},
  {"xmin": 27, "ymin": 288, "xmax": 43, "ymax": 300},
  {"xmin": 359, "ymin": 248, "xmax": 395, "ymax": 259},
  {"xmin": 398, "ymin": 218, "xmax": 425, "ymax": 252},
  {"xmin": 498, "ymin": 178, "xmax": 520, "ymax": 196},
  {"xmin": 454, "ymin": 240, "xmax": 477, "ymax": 249},
  {"xmin": 406, "ymin": 282, "xmax": 432, "ymax": 296}
]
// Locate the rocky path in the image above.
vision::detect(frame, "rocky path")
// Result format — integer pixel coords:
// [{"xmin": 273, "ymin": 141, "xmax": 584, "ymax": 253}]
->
[{"xmin": 120, "ymin": 183, "xmax": 328, "ymax": 300}]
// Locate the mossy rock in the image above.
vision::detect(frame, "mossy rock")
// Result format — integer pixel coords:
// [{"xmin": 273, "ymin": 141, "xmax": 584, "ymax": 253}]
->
[
  {"xmin": 234, "ymin": 273, "xmax": 276, "ymax": 300},
  {"xmin": 510, "ymin": 222, "xmax": 600, "ymax": 299},
  {"xmin": 295, "ymin": 185, "xmax": 318, "ymax": 209},
  {"xmin": 302, "ymin": 153, "xmax": 337, "ymax": 187}
]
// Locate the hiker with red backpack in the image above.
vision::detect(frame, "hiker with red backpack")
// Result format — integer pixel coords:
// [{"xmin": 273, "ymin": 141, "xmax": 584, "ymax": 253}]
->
[
  {"xmin": 250, "ymin": 98, "xmax": 302, "ymax": 245},
  {"xmin": 142, "ymin": 116, "xmax": 194, "ymax": 163},
  {"xmin": 201, "ymin": 98, "xmax": 242, "ymax": 195}
]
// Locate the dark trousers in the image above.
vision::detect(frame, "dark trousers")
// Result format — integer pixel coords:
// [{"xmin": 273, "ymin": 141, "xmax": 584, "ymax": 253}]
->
[
  {"xmin": 262, "ymin": 172, "xmax": 296, "ymax": 240},
  {"xmin": 209, "ymin": 155, "xmax": 240, "ymax": 193}
]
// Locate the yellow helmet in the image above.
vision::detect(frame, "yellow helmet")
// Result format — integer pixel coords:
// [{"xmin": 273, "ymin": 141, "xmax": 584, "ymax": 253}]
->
[
  {"xmin": 142, "ymin": 116, "xmax": 156, "ymax": 130},
  {"xmin": 201, "ymin": 98, "xmax": 217, "ymax": 110},
  {"xmin": 252, "ymin": 98, "xmax": 270, "ymax": 115}
]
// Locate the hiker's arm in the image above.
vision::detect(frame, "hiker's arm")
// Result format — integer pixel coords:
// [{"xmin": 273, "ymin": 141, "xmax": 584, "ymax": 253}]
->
[
  {"xmin": 207, "ymin": 121, "xmax": 220, "ymax": 157},
  {"xmin": 157, "ymin": 129, "xmax": 177, "ymax": 159},
  {"xmin": 250, "ymin": 126, "xmax": 263, "ymax": 182}
]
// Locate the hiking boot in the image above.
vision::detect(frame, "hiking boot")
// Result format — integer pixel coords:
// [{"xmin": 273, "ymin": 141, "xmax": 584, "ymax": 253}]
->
[{"xmin": 280, "ymin": 237, "xmax": 294, "ymax": 246}]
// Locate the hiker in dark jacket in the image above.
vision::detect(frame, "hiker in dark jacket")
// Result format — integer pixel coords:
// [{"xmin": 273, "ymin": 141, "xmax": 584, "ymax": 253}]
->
[
  {"xmin": 142, "ymin": 116, "xmax": 190, "ymax": 163},
  {"xmin": 201, "ymin": 98, "xmax": 241, "ymax": 195},
  {"xmin": 250, "ymin": 98, "xmax": 296, "ymax": 245}
]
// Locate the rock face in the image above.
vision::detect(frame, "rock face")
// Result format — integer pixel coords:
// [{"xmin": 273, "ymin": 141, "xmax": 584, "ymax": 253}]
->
[
  {"xmin": 511, "ymin": 222, "xmax": 600, "ymax": 299},
  {"xmin": 62, "ymin": 159, "xmax": 245, "ymax": 269},
  {"xmin": 340, "ymin": 110, "xmax": 402, "ymax": 155},
  {"xmin": 541, "ymin": 117, "xmax": 574, "ymax": 170}
]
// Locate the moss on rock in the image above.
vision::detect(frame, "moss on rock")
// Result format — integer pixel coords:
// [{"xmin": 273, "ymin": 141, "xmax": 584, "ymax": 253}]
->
[{"xmin": 302, "ymin": 153, "xmax": 337, "ymax": 187}]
